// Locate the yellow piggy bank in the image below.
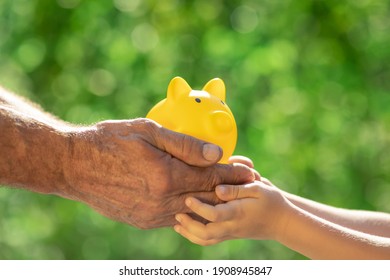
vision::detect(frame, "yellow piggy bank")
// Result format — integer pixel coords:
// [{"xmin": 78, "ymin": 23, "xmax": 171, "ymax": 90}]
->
[{"xmin": 146, "ymin": 77, "xmax": 237, "ymax": 163}]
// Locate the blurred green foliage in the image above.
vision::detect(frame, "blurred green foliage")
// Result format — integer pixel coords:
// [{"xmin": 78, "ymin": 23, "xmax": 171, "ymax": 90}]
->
[{"xmin": 1, "ymin": 0, "xmax": 389, "ymax": 259}]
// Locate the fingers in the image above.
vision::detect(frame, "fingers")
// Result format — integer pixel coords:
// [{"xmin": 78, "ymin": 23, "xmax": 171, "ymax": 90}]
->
[
  {"xmin": 174, "ymin": 195, "xmax": 245, "ymax": 246},
  {"xmin": 144, "ymin": 119, "xmax": 256, "ymax": 191},
  {"xmin": 184, "ymin": 197, "xmax": 236, "ymax": 222},
  {"xmin": 173, "ymin": 160, "xmax": 256, "ymax": 197},
  {"xmin": 100, "ymin": 118, "xmax": 223, "ymax": 166},
  {"xmin": 228, "ymin": 155, "xmax": 261, "ymax": 180},
  {"xmin": 216, "ymin": 182, "xmax": 262, "ymax": 202},
  {"xmin": 228, "ymin": 155, "xmax": 254, "ymax": 168},
  {"xmin": 174, "ymin": 214, "xmax": 223, "ymax": 246},
  {"xmin": 260, "ymin": 177, "xmax": 273, "ymax": 186},
  {"xmin": 174, "ymin": 199, "xmax": 233, "ymax": 246},
  {"xmin": 252, "ymin": 170, "xmax": 261, "ymax": 181},
  {"xmin": 150, "ymin": 120, "xmax": 223, "ymax": 167},
  {"xmin": 206, "ymin": 163, "xmax": 256, "ymax": 189}
]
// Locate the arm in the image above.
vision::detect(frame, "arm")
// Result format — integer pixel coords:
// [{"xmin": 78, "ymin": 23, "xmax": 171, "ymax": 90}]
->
[
  {"xmin": 0, "ymin": 86, "xmax": 256, "ymax": 229},
  {"xmin": 0, "ymin": 104, "xmax": 69, "ymax": 194},
  {"xmin": 282, "ymin": 191, "xmax": 390, "ymax": 238},
  {"xmin": 278, "ymin": 200, "xmax": 390, "ymax": 259},
  {"xmin": 0, "ymin": 86, "xmax": 69, "ymax": 127},
  {"xmin": 174, "ymin": 182, "xmax": 390, "ymax": 259}
]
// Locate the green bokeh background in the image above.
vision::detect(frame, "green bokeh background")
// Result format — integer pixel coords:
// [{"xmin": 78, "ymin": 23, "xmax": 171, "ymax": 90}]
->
[{"xmin": 1, "ymin": 0, "xmax": 389, "ymax": 259}]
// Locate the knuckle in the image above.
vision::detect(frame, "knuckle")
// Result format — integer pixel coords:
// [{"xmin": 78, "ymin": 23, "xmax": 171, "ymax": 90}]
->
[
  {"xmin": 203, "ymin": 166, "xmax": 226, "ymax": 191},
  {"xmin": 253, "ymin": 183, "xmax": 263, "ymax": 192},
  {"xmin": 180, "ymin": 134, "xmax": 197, "ymax": 160},
  {"xmin": 210, "ymin": 211, "xmax": 222, "ymax": 222},
  {"xmin": 142, "ymin": 118, "xmax": 160, "ymax": 133},
  {"xmin": 210, "ymin": 163, "xmax": 254, "ymax": 189},
  {"xmin": 139, "ymin": 152, "xmax": 174, "ymax": 196},
  {"xmin": 247, "ymin": 183, "xmax": 262, "ymax": 197},
  {"xmin": 207, "ymin": 211, "xmax": 218, "ymax": 222},
  {"xmin": 128, "ymin": 118, "xmax": 160, "ymax": 139},
  {"xmin": 231, "ymin": 185, "xmax": 240, "ymax": 200}
]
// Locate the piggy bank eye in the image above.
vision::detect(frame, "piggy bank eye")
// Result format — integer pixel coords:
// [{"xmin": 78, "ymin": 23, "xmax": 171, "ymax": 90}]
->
[
  {"xmin": 195, "ymin": 98, "xmax": 201, "ymax": 103},
  {"xmin": 221, "ymin": 100, "xmax": 225, "ymax": 105}
]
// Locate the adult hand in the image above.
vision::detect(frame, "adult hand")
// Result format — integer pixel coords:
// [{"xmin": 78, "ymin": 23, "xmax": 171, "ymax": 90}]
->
[{"xmin": 61, "ymin": 118, "xmax": 255, "ymax": 229}]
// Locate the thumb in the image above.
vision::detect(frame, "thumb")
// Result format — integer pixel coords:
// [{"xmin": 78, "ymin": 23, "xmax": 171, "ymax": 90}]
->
[
  {"xmin": 152, "ymin": 123, "xmax": 223, "ymax": 167},
  {"xmin": 216, "ymin": 183, "xmax": 261, "ymax": 201}
]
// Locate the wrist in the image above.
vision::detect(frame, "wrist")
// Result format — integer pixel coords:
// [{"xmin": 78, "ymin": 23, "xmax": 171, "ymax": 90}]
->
[
  {"xmin": 272, "ymin": 198, "xmax": 297, "ymax": 243},
  {"xmin": 24, "ymin": 122, "xmax": 74, "ymax": 194}
]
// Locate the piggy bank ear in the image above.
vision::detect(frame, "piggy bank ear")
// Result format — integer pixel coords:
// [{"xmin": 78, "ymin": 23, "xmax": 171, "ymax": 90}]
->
[
  {"xmin": 167, "ymin": 77, "xmax": 192, "ymax": 100},
  {"xmin": 202, "ymin": 78, "xmax": 226, "ymax": 102}
]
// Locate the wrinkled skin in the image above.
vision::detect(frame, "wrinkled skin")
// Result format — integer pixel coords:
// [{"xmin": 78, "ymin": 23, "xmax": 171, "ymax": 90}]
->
[{"xmin": 62, "ymin": 118, "xmax": 255, "ymax": 229}]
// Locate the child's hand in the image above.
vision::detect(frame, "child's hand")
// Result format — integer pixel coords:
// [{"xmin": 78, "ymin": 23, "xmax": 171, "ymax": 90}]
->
[
  {"xmin": 227, "ymin": 155, "xmax": 261, "ymax": 181},
  {"xmin": 174, "ymin": 181, "xmax": 291, "ymax": 246}
]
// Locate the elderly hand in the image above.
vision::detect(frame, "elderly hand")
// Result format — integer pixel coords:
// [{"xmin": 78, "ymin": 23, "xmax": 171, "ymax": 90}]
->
[{"xmin": 61, "ymin": 118, "xmax": 255, "ymax": 229}]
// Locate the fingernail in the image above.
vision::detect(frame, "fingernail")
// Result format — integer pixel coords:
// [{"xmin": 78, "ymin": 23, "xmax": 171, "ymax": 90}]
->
[
  {"xmin": 202, "ymin": 143, "xmax": 222, "ymax": 162},
  {"xmin": 216, "ymin": 185, "xmax": 226, "ymax": 195},
  {"xmin": 185, "ymin": 198, "xmax": 192, "ymax": 207},
  {"xmin": 175, "ymin": 214, "xmax": 182, "ymax": 223}
]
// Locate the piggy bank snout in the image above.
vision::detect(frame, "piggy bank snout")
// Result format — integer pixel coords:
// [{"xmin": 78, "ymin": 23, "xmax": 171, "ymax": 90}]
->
[{"xmin": 211, "ymin": 111, "xmax": 234, "ymax": 133}]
